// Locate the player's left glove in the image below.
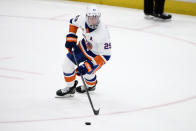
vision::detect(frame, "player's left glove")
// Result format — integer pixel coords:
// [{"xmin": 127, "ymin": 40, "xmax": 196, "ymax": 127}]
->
[
  {"xmin": 65, "ymin": 34, "xmax": 78, "ymax": 53},
  {"xmin": 76, "ymin": 60, "xmax": 94, "ymax": 75}
]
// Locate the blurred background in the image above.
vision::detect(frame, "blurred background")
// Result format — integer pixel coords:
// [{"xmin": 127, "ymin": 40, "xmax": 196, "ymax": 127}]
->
[{"xmin": 69, "ymin": 0, "xmax": 196, "ymax": 16}]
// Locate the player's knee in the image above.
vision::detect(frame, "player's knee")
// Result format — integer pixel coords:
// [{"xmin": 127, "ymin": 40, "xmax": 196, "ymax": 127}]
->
[{"xmin": 62, "ymin": 56, "xmax": 75, "ymax": 73}]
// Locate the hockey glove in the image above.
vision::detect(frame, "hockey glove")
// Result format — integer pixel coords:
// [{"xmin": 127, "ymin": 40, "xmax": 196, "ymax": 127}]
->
[
  {"xmin": 76, "ymin": 60, "xmax": 94, "ymax": 75},
  {"xmin": 65, "ymin": 34, "xmax": 78, "ymax": 52}
]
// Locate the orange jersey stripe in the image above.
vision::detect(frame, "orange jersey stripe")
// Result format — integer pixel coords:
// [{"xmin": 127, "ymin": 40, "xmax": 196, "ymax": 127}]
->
[
  {"xmin": 67, "ymin": 48, "xmax": 71, "ymax": 53},
  {"xmin": 84, "ymin": 62, "xmax": 93, "ymax": 72},
  {"xmin": 94, "ymin": 55, "xmax": 105, "ymax": 65},
  {"xmin": 69, "ymin": 24, "xmax": 78, "ymax": 34},
  {"xmin": 64, "ymin": 72, "xmax": 76, "ymax": 82},
  {"xmin": 85, "ymin": 80, "xmax": 97, "ymax": 86},
  {"xmin": 66, "ymin": 37, "xmax": 77, "ymax": 42}
]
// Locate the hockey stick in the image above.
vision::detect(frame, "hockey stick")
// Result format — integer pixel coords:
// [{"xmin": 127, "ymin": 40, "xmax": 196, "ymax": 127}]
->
[{"xmin": 72, "ymin": 48, "xmax": 100, "ymax": 115}]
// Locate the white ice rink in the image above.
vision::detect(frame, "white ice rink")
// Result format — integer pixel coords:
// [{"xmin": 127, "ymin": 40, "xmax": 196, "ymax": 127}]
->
[{"xmin": 0, "ymin": 0, "xmax": 196, "ymax": 130}]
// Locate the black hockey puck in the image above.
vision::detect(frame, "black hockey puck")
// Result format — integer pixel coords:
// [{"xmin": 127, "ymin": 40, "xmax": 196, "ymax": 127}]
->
[{"xmin": 85, "ymin": 122, "xmax": 91, "ymax": 125}]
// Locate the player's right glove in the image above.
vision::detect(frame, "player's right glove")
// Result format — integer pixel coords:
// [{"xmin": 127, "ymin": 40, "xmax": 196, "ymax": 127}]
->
[
  {"xmin": 76, "ymin": 60, "xmax": 94, "ymax": 76},
  {"xmin": 65, "ymin": 33, "xmax": 78, "ymax": 53}
]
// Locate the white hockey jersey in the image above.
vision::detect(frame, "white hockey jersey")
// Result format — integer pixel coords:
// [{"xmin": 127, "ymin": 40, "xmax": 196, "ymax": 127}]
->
[{"xmin": 69, "ymin": 15, "xmax": 111, "ymax": 65}]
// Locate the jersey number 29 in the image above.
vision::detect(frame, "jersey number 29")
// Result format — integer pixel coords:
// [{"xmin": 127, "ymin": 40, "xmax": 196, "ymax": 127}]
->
[{"xmin": 104, "ymin": 43, "xmax": 111, "ymax": 49}]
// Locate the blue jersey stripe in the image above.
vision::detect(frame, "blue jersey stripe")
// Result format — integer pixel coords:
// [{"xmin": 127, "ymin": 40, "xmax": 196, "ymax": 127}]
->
[
  {"xmin": 64, "ymin": 71, "xmax": 75, "ymax": 77},
  {"xmin": 103, "ymin": 55, "xmax": 111, "ymax": 61},
  {"xmin": 70, "ymin": 18, "xmax": 73, "ymax": 24}
]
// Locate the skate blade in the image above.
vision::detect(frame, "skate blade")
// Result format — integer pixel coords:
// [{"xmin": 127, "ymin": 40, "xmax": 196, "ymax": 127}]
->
[
  {"xmin": 55, "ymin": 94, "xmax": 74, "ymax": 98},
  {"xmin": 153, "ymin": 17, "xmax": 171, "ymax": 22}
]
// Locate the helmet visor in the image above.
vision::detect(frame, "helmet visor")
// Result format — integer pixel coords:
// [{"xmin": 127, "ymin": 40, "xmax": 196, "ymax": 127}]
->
[{"xmin": 87, "ymin": 15, "xmax": 100, "ymax": 29}]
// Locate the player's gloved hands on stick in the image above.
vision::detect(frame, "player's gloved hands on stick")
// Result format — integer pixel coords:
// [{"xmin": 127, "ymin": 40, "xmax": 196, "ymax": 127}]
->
[
  {"xmin": 76, "ymin": 60, "xmax": 94, "ymax": 75},
  {"xmin": 65, "ymin": 34, "xmax": 78, "ymax": 52}
]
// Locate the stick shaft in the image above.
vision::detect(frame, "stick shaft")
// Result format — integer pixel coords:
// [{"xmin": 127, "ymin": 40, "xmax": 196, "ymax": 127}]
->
[{"xmin": 72, "ymin": 48, "xmax": 99, "ymax": 115}]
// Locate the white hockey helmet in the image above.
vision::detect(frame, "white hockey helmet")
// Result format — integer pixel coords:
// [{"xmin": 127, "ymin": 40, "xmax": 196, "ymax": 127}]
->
[{"xmin": 86, "ymin": 6, "xmax": 101, "ymax": 29}]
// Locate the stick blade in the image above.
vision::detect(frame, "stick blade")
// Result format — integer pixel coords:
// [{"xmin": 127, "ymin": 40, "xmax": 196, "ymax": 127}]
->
[{"xmin": 94, "ymin": 108, "xmax": 100, "ymax": 115}]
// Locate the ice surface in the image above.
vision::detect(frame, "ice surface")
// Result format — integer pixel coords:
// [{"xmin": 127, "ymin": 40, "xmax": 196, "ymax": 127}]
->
[{"xmin": 0, "ymin": 0, "xmax": 196, "ymax": 130}]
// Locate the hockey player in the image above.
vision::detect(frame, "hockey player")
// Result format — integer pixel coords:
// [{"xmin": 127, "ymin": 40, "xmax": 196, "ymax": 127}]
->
[{"xmin": 56, "ymin": 6, "xmax": 111, "ymax": 97}]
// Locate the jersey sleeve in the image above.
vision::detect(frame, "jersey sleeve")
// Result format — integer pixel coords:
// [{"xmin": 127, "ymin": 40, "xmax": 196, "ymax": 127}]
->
[
  {"xmin": 69, "ymin": 15, "xmax": 83, "ymax": 28},
  {"xmin": 68, "ymin": 15, "xmax": 81, "ymax": 34},
  {"xmin": 66, "ymin": 15, "xmax": 84, "ymax": 44},
  {"xmin": 91, "ymin": 38, "xmax": 111, "ymax": 68},
  {"xmin": 97, "ymin": 29, "xmax": 111, "ymax": 62},
  {"xmin": 90, "ymin": 38, "xmax": 111, "ymax": 74}
]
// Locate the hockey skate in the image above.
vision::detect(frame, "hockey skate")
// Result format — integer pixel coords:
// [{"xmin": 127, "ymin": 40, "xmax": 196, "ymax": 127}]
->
[
  {"xmin": 56, "ymin": 80, "xmax": 78, "ymax": 97},
  {"xmin": 76, "ymin": 83, "xmax": 97, "ymax": 93},
  {"xmin": 144, "ymin": 13, "xmax": 154, "ymax": 19},
  {"xmin": 153, "ymin": 13, "xmax": 172, "ymax": 20}
]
